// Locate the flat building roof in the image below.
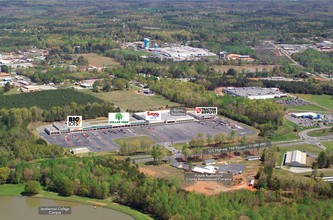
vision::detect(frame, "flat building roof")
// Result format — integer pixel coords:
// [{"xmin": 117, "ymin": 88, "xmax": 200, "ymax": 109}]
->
[{"xmin": 223, "ymin": 87, "xmax": 287, "ymax": 99}]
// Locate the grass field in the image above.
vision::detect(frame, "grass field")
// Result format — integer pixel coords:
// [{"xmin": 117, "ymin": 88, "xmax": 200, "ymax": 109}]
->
[
  {"xmin": 287, "ymin": 104, "xmax": 328, "ymax": 113},
  {"xmin": 0, "ymin": 184, "xmax": 152, "ymax": 220},
  {"xmin": 0, "ymin": 89, "xmax": 102, "ymax": 110},
  {"xmin": 270, "ymin": 119, "xmax": 300, "ymax": 142},
  {"xmin": 74, "ymin": 53, "xmax": 119, "ymax": 67},
  {"xmin": 293, "ymin": 168, "xmax": 333, "ymax": 177},
  {"xmin": 308, "ymin": 128, "xmax": 333, "ymax": 137},
  {"xmin": 113, "ymin": 136, "xmax": 155, "ymax": 146},
  {"xmin": 277, "ymin": 144, "xmax": 322, "ymax": 164},
  {"xmin": 294, "ymin": 94, "xmax": 333, "ymax": 111},
  {"xmin": 322, "ymin": 141, "xmax": 333, "ymax": 151},
  {"xmin": 82, "ymin": 90, "xmax": 178, "ymax": 111}
]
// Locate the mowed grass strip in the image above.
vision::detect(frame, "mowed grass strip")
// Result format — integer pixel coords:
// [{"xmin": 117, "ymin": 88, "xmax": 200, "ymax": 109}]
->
[
  {"xmin": 308, "ymin": 128, "xmax": 333, "ymax": 137},
  {"xmin": 0, "ymin": 89, "xmax": 102, "ymax": 110},
  {"xmin": 113, "ymin": 136, "xmax": 156, "ymax": 146},
  {"xmin": 295, "ymin": 94, "xmax": 333, "ymax": 110},
  {"xmin": 84, "ymin": 90, "xmax": 178, "ymax": 111}
]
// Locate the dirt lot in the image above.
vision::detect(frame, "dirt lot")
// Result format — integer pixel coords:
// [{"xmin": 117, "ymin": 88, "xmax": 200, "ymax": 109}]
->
[
  {"xmin": 184, "ymin": 174, "xmax": 255, "ymax": 195},
  {"xmin": 139, "ymin": 159, "xmax": 259, "ymax": 196}
]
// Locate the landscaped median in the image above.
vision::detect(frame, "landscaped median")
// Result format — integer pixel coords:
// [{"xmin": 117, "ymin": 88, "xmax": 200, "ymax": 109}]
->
[{"xmin": 0, "ymin": 184, "xmax": 152, "ymax": 220}]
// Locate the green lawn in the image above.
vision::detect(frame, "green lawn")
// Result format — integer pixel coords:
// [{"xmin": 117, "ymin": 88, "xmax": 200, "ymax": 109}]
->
[
  {"xmin": 0, "ymin": 184, "xmax": 152, "ymax": 220},
  {"xmin": 74, "ymin": 53, "xmax": 119, "ymax": 67},
  {"xmin": 308, "ymin": 128, "xmax": 333, "ymax": 137},
  {"xmin": 295, "ymin": 94, "xmax": 333, "ymax": 111},
  {"xmin": 82, "ymin": 89, "xmax": 179, "ymax": 111},
  {"xmin": 113, "ymin": 136, "xmax": 155, "ymax": 146},
  {"xmin": 270, "ymin": 119, "xmax": 300, "ymax": 142},
  {"xmin": 277, "ymin": 144, "xmax": 323, "ymax": 164},
  {"xmin": 322, "ymin": 141, "xmax": 333, "ymax": 151},
  {"xmin": 293, "ymin": 169, "xmax": 333, "ymax": 177}
]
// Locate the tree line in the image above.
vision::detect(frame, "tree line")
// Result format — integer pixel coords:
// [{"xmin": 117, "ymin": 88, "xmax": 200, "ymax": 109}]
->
[{"xmin": 2, "ymin": 155, "xmax": 333, "ymax": 219}]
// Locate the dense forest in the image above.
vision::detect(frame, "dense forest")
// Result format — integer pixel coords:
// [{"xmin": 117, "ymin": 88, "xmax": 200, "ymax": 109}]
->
[{"xmin": 292, "ymin": 49, "xmax": 333, "ymax": 73}]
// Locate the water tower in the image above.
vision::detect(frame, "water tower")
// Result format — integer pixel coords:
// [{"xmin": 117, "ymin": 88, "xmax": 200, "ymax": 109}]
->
[
  {"xmin": 143, "ymin": 38, "xmax": 150, "ymax": 50},
  {"xmin": 154, "ymin": 43, "xmax": 158, "ymax": 57}
]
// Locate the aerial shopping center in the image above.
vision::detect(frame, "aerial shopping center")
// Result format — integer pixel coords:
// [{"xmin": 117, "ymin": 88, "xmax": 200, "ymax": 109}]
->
[{"xmin": 44, "ymin": 108, "xmax": 217, "ymax": 135}]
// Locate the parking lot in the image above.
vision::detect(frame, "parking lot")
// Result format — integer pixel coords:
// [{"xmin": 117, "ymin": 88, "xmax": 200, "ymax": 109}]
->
[
  {"xmin": 286, "ymin": 114, "xmax": 318, "ymax": 127},
  {"xmin": 39, "ymin": 120, "xmax": 256, "ymax": 152},
  {"xmin": 276, "ymin": 99, "xmax": 310, "ymax": 106}
]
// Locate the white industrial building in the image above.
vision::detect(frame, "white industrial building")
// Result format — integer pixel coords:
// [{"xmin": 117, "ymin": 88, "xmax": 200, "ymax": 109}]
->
[
  {"xmin": 223, "ymin": 87, "xmax": 287, "ymax": 99},
  {"xmin": 284, "ymin": 150, "xmax": 307, "ymax": 167},
  {"xmin": 192, "ymin": 166, "xmax": 218, "ymax": 174},
  {"xmin": 291, "ymin": 112, "xmax": 322, "ymax": 120}
]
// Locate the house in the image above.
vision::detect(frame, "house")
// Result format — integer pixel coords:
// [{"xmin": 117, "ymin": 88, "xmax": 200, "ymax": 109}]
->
[{"xmin": 203, "ymin": 159, "xmax": 216, "ymax": 165}]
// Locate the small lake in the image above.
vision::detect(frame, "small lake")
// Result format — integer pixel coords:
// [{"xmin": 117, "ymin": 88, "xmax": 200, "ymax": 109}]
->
[{"xmin": 0, "ymin": 196, "xmax": 134, "ymax": 220}]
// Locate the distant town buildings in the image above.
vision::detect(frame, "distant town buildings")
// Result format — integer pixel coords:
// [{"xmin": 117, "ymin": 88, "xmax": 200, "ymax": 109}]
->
[{"xmin": 226, "ymin": 54, "xmax": 255, "ymax": 62}]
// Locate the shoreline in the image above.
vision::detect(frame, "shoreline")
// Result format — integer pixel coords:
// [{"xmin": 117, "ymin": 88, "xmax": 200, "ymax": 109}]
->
[{"xmin": 0, "ymin": 184, "xmax": 152, "ymax": 220}]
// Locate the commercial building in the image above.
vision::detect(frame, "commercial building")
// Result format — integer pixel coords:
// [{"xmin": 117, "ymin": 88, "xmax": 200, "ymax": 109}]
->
[
  {"xmin": 157, "ymin": 45, "xmax": 217, "ymax": 61},
  {"xmin": 223, "ymin": 87, "xmax": 287, "ymax": 99},
  {"xmin": 291, "ymin": 112, "xmax": 322, "ymax": 120},
  {"xmin": 284, "ymin": 150, "xmax": 307, "ymax": 167},
  {"xmin": 133, "ymin": 109, "xmax": 195, "ymax": 125}
]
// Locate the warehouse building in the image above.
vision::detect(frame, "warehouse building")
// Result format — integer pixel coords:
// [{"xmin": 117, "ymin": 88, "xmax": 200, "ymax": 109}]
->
[
  {"xmin": 223, "ymin": 87, "xmax": 287, "ymax": 99},
  {"xmin": 284, "ymin": 150, "xmax": 307, "ymax": 167},
  {"xmin": 291, "ymin": 112, "xmax": 322, "ymax": 120}
]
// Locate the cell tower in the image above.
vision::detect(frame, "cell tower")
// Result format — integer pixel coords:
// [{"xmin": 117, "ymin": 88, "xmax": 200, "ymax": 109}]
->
[{"xmin": 154, "ymin": 43, "xmax": 159, "ymax": 57}]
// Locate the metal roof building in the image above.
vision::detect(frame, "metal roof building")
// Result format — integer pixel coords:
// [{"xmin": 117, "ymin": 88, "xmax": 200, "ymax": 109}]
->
[
  {"xmin": 223, "ymin": 87, "xmax": 287, "ymax": 99},
  {"xmin": 285, "ymin": 150, "xmax": 307, "ymax": 167}
]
